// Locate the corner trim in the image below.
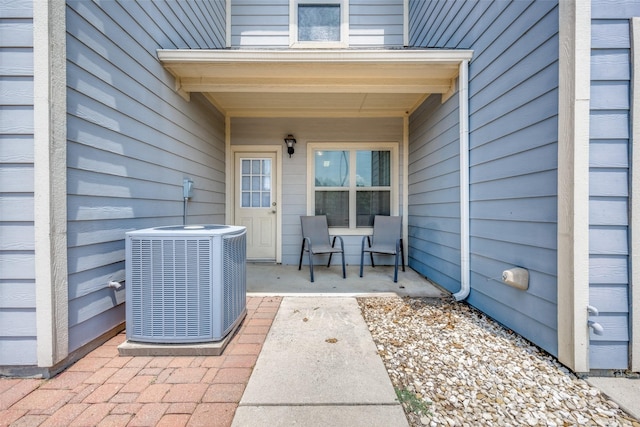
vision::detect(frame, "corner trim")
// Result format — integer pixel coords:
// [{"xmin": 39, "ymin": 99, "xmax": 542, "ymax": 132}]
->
[
  {"xmin": 33, "ymin": 0, "xmax": 68, "ymax": 367},
  {"xmin": 557, "ymin": 0, "xmax": 591, "ymax": 372},
  {"xmin": 630, "ymin": 17, "xmax": 640, "ymax": 373}
]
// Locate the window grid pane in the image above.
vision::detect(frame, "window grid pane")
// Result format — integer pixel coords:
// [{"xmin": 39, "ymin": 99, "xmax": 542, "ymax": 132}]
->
[
  {"xmin": 240, "ymin": 158, "xmax": 272, "ymax": 208},
  {"xmin": 356, "ymin": 191, "xmax": 391, "ymax": 227},
  {"xmin": 356, "ymin": 150, "xmax": 390, "ymax": 187},
  {"xmin": 315, "ymin": 191, "xmax": 349, "ymax": 227},
  {"xmin": 315, "ymin": 150, "xmax": 349, "ymax": 187}
]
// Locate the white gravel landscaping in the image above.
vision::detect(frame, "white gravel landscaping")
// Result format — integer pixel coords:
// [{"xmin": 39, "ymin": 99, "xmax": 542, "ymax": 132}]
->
[{"xmin": 358, "ymin": 296, "xmax": 640, "ymax": 427}]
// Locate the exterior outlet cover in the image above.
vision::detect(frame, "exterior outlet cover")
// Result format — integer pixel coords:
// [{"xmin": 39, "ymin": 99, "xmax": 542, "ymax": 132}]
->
[
  {"xmin": 502, "ymin": 267, "xmax": 529, "ymax": 290},
  {"xmin": 183, "ymin": 179, "xmax": 194, "ymax": 199}
]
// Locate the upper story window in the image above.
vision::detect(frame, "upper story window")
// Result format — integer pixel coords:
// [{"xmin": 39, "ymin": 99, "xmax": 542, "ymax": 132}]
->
[{"xmin": 291, "ymin": 0, "xmax": 348, "ymax": 48}]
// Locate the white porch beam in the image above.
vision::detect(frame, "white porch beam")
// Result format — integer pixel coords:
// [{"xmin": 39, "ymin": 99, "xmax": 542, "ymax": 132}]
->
[
  {"xmin": 157, "ymin": 48, "xmax": 473, "ymax": 63},
  {"xmin": 177, "ymin": 79, "xmax": 454, "ymax": 94}
]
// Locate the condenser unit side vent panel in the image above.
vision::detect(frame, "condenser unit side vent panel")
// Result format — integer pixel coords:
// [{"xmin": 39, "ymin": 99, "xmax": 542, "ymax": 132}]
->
[
  {"xmin": 128, "ymin": 237, "xmax": 214, "ymax": 343},
  {"xmin": 223, "ymin": 232, "xmax": 247, "ymax": 336}
]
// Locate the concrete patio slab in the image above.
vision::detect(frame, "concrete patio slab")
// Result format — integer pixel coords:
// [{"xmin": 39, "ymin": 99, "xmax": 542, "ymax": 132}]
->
[{"xmin": 247, "ymin": 263, "xmax": 446, "ymax": 298}]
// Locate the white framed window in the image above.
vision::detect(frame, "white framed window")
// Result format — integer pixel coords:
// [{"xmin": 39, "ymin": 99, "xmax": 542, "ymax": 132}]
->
[
  {"xmin": 307, "ymin": 143, "xmax": 398, "ymax": 233},
  {"xmin": 290, "ymin": 0, "xmax": 349, "ymax": 48}
]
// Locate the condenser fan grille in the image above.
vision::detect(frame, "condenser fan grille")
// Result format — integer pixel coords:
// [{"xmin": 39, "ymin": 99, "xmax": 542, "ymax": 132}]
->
[{"xmin": 129, "ymin": 237, "xmax": 213, "ymax": 342}]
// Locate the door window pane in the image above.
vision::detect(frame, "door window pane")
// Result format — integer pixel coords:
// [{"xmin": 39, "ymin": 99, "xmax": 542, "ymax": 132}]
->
[
  {"xmin": 240, "ymin": 158, "xmax": 272, "ymax": 208},
  {"xmin": 315, "ymin": 150, "xmax": 349, "ymax": 187},
  {"xmin": 298, "ymin": 4, "xmax": 340, "ymax": 42},
  {"xmin": 252, "ymin": 160, "xmax": 261, "ymax": 174},
  {"xmin": 315, "ymin": 191, "xmax": 349, "ymax": 227}
]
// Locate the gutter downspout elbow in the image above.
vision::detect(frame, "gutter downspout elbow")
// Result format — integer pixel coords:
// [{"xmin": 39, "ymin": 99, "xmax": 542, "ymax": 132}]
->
[{"xmin": 453, "ymin": 59, "xmax": 470, "ymax": 301}]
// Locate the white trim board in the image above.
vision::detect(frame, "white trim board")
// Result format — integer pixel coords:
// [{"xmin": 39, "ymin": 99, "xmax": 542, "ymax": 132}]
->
[
  {"xmin": 630, "ymin": 17, "xmax": 640, "ymax": 373},
  {"xmin": 557, "ymin": 0, "xmax": 591, "ymax": 373},
  {"xmin": 33, "ymin": 0, "xmax": 69, "ymax": 368}
]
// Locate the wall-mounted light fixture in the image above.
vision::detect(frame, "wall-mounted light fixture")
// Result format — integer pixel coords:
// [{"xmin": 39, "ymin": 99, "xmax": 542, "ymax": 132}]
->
[{"xmin": 284, "ymin": 134, "xmax": 296, "ymax": 158}]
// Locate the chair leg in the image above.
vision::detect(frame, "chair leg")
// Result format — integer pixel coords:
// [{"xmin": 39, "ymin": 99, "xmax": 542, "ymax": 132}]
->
[
  {"xmin": 393, "ymin": 251, "xmax": 399, "ymax": 283},
  {"xmin": 359, "ymin": 237, "xmax": 366, "ymax": 278},
  {"xmin": 400, "ymin": 238, "xmax": 406, "ymax": 272},
  {"xmin": 298, "ymin": 240, "xmax": 305, "ymax": 270},
  {"xmin": 328, "ymin": 236, "xmax": 336, "ymax": 267},
  {"xmin": 367, "ymin": 236, "xmax": 375, "ymax": 267},
  {"xmin": 308, "ymin": 251, "xmax": 315, "ymax": 282},
  {"xmin": 341, "ymin": 251, "xmax": 346, "ymax": 279}
]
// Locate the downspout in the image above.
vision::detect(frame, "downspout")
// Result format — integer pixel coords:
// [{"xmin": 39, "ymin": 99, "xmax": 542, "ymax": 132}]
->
[{"xmin": 453, "ymin": 59, "xmax": 470, "ymax": 301}]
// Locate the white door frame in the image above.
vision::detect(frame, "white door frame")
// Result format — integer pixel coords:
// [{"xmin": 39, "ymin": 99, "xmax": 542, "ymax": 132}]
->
[{"xmin": 229, "ymin": 145, "xmax": 283, "ymax": 263}]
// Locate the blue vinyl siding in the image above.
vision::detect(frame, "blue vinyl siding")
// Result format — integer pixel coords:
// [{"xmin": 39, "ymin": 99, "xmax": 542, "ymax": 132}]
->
[
  {"xmin": 409, "ymin": 1, "xmax": 559, "ymax": 356},
  {"xmin": 231, "ymin": 0, "xmax": 404, "ymax": 48},
  {"xmin": 587, "ymin": 0, "xmax": 640, "ymax": 369},
  {"xmin": 231, "ymin": 0, "xmax": 289, "ymax": 47},
  {"xmin": 349, "ymin": 0, "xmax": 404, "ymax": 47},
  {"xmin": 0, "ymin": 0, "xmax": 36, "ymax": 365},
  {"xmin": 408, "ymin": 95, "xmax": 461, "ymax": 292},
  {"xmin": 65, "ymin": 1, "xmax": 227, "ymax": 353}
]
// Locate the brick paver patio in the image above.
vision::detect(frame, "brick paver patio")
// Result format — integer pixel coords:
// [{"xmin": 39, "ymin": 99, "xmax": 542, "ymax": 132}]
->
[{"xmin": 0, "ymin": 296, "xmax": 282, "ymax": 427}]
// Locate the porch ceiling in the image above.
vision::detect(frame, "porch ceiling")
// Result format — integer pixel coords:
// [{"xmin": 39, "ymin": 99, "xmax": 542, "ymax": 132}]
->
[{"xmin": 157, "ymin": 49, "xmax": 473, "ymax": 118}]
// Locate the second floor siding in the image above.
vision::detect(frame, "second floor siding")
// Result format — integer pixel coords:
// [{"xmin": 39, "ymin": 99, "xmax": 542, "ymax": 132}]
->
[{"xmin": 230, "ymin": 0, "xmax": 404, "ymax": 48}]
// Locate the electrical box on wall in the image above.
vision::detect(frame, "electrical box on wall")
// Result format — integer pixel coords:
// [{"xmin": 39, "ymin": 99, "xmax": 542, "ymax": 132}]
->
[{"xmin": 183, "ymin": 178, "xmax": 194, "ymax": 199}]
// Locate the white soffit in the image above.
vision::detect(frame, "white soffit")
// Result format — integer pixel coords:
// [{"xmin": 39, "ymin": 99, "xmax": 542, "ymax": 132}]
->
[{"xmin": 157, "ymin": 49, "xmax": 473, "ymax": 117}]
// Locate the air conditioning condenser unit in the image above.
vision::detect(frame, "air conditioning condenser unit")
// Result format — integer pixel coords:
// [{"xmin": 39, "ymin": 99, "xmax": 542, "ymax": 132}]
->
[{"xmin": 125, "ymin": 224, "xmax": 246, "ymax": 344}]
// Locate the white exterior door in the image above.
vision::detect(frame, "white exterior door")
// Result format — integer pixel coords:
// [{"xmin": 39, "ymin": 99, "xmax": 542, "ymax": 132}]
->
[{"xmin": 234, "ymin": 152, "xmax": 277, "ymax": 260}]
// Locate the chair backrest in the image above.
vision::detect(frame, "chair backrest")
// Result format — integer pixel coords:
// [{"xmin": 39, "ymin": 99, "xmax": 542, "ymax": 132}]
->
[
  {"xmin": 372, "ymin": 215, "xmax": 401, "ymax": 244},
  {"xmin": 300, "ymin": 215, "xmax": 331, "ymax": 245}
]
